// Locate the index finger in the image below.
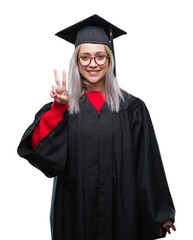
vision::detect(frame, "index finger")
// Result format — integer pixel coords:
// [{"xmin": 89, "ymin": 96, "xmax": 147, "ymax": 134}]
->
[
  {"xmin": 62, "ymin": 70, "xmax": 67, "ymax": 87},
  {"xmin": 54, "ymin": 69, "xmax": 60, "ymax": 86}
]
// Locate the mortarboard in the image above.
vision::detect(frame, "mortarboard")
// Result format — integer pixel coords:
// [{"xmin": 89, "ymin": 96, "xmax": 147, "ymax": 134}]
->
[{"xmin": 55, "ymin": 14, "xmax": 127, "ymax": 76}]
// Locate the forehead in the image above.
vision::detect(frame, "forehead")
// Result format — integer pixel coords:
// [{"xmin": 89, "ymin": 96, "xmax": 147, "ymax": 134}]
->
[{"xmin": 79, "ymin": 43, "xmax": 106, "ymax": 54}]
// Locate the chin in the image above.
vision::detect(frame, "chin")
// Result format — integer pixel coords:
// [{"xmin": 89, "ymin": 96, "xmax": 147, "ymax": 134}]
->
[
  {"xmin": 88, "ymin": 79, "xmax": 104, "ymax": 87},
  {"xmin": 87, "ymin": 76, "xmax": 100, "ymax": 82}
]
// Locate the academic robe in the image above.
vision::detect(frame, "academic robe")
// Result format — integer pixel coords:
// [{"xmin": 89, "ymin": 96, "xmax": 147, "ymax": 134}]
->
[{"xmin": 17, "ymin": 90, "xmax": 175, "ymax": 240}]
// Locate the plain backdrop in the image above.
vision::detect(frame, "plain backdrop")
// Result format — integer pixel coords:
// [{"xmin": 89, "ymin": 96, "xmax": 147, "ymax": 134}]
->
[{"xmin": 0, "ymin": 0, "xmax": 192, "ymax": 239}]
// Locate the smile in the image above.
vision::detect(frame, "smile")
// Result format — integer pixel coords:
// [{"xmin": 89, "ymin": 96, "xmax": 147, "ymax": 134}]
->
[{"xmin": 86, "ymin": 70, "xmax": 101, "ymax": 76}]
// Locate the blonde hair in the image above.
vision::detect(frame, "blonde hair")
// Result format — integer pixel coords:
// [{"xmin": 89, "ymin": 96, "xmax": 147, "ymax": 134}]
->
[{"xmin": 68, "ymin": 44, "xmax": 125, "ymax": 114}]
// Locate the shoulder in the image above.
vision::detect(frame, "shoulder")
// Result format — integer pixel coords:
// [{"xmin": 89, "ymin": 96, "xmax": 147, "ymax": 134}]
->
[{"xmin": 120, "ymin": 89, "xmax": 145, "ymax": 114}]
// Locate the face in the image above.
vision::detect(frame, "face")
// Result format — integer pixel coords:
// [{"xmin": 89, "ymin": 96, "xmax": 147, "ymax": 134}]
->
[{"xmin": 78, "ymin": 43, "xmax": 109, "ymax": 90}]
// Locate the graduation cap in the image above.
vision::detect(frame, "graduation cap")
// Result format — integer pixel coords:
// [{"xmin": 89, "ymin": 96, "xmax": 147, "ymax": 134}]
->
[{"xmin": 55, "ymin": 14, "xmax": 127, "ymax": 76}]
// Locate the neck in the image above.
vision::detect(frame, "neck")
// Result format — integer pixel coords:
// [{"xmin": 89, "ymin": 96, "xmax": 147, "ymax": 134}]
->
[
  {"xmin": 86, "ymin": 88, "xmax": 104, "ymax": 92},
  {"xmin": 86, "ymin": 80, "xmax": 105, "ymax": 91}
]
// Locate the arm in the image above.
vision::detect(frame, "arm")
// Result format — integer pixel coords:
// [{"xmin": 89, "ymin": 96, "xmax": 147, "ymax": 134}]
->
[
  {"xmin": 17, "ymin": 69, "xmax": 70, "ymax": 177},
  {"xmin": 129, "ymin": 99, "xmax": 176, "ymax": 239}
]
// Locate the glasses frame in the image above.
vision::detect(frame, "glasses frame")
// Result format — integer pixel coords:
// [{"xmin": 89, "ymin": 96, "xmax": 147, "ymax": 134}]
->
[{"xmin": 77, "ymin": 55, "xmax": 109, "ymax": 67}]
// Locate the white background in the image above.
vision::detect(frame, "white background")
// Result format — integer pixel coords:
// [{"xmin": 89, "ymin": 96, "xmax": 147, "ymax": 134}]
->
[{"xmin": 0, "ymin": 0, "xmax": 192, "ymax": 239}]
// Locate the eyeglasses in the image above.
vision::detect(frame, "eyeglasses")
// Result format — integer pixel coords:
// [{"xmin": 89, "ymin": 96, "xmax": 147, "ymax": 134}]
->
[{"xmin": 78, "ymin": 55, "xmax": 109, "ymax": 67}]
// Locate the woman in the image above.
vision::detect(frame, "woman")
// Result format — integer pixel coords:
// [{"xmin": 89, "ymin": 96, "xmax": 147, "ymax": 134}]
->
[{"xmin": 17, "ymin": 14, "xmax": 176, "ymax": 240}]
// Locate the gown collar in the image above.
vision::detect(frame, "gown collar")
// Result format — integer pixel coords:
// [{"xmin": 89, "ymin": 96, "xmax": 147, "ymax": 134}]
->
[{"xmin": 80, "ymin": 92, "xmax": 109, "ymax": 113}]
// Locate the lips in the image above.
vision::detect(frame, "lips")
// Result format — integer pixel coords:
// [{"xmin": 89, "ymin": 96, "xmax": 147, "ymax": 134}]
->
[{"xmin": 86, "ymin": 70, "xmax": 101, "ymax": 76}]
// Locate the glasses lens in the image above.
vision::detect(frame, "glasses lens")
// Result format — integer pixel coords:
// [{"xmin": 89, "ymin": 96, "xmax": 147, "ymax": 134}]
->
[
  {"xmin": 95, "ymin": 55, "xmax": 107, "ymax": 66},
  {"xmin": 79, "ymin": 56, "xmax": 90, "ymax": 66}
]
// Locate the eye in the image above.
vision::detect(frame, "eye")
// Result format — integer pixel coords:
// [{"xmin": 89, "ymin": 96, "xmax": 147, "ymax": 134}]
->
[
  {"xmin": 80, "ymin": 56, "xmax": 89, "ymax": 61},
  {"xmin": 96, "ymin": 55, "xmax": 105, "ymax": 60}
]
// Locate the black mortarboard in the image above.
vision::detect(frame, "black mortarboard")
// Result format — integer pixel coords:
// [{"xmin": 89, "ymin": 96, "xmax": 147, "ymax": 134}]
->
[{"xmin": 55, "ymin": 14, "xmax": 127, "ymax": 76}]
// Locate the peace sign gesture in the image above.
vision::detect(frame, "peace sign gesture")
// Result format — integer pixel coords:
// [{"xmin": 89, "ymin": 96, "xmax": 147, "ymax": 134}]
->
[{"xmin": 50, "ymin": 69, "xmax": 69, "ymax": 105}]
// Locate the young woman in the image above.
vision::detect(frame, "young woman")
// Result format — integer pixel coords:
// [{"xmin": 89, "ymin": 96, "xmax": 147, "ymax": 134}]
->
[{"xmin": 17, "ymin": 15, "xmax": 176, "ymax": 240}]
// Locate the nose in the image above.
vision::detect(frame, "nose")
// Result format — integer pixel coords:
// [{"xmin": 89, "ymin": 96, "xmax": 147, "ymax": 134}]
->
[{"xmin": 89, "ymin": 58, "xmax": 97, "ymax": 67}]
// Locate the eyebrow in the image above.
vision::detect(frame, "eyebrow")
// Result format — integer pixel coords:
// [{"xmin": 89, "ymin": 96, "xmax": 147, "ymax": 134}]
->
[{"xmin": 79, "ymin": 51, "xmax": 106, "ymax": 56}]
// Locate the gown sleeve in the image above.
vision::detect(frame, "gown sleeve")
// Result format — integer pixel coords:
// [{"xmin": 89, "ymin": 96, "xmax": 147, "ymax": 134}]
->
[
  {"xmin": 31, "ymin": 101, "xmax": 69, "ymax": 149},
  {"xmin": 17, "ymin": 102, "xmax": 69, "ymax": 178},
  {"xmin": 128, "ymin": 98, "xmax": 175, "ymax": 239}
]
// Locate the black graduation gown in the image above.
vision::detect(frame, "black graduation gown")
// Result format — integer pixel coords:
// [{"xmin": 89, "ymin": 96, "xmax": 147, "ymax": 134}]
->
[{"xmin": 17, "ymin": 90, "xmax": 175, "ymax": 240}]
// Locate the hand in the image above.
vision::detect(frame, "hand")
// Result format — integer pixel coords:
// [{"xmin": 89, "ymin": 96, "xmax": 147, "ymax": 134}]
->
[
  {"xmin": 50, "ymin": 69, "xmax": 69, "ymax": 105},
  {"xmin": 159, "ymin": 220, "xmax": 176, "ymax": 236}
]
